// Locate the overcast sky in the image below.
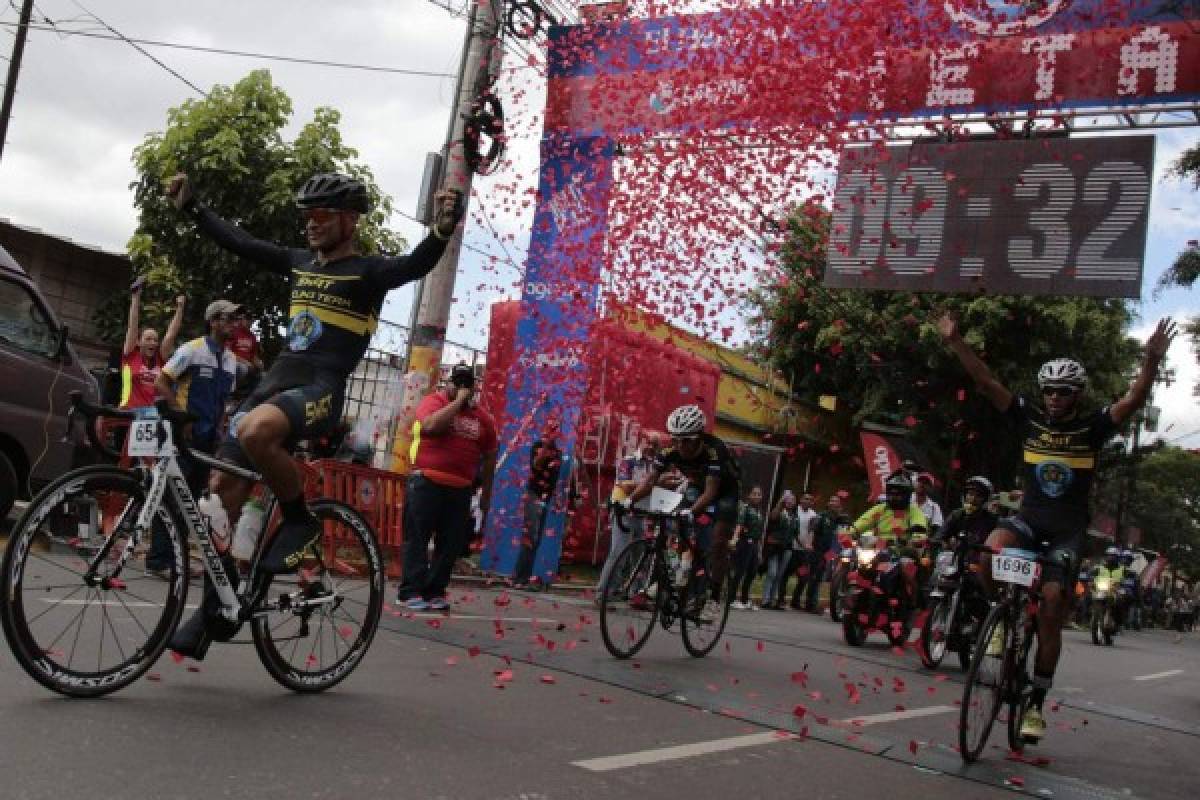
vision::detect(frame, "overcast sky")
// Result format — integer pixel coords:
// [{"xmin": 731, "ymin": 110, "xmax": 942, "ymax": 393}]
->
[{"xmin": 0, "ymin": 0, "xmax": 1196, "ymax": 446}]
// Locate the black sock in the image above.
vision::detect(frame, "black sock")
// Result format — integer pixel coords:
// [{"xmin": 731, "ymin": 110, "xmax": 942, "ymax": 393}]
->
[
  {"xmin": 279, "ymin": 495, "xmax": 311, "ymax": 524},
  {"xmin": 1030, "ymin": 671, "xmax": 1054, "ymax": 709}
]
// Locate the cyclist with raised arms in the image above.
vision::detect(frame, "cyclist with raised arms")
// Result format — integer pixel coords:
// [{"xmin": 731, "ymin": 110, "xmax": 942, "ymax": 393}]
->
[
  {"xmin": 625, "ymin": 405, "xmax": 740, "ymax": 619},
  {"xmin": 164, "ymin": 172, "xmax": 463, "ymax": 658},
  {"xmin": 938, "ymin": 312, "xmax": 1174, "ymax": 742}
]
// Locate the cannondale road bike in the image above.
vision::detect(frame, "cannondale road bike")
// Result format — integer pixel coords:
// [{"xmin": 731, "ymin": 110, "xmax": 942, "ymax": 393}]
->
[{"xmin": 0, "ymin": 392, "xmax": 383, "ymax": 697}]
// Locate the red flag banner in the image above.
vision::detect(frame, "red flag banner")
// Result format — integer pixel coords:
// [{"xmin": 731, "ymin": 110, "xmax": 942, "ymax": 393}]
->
[{"xmin": 860, "ymin": 431, "xmax": 904, "ymax": 501}]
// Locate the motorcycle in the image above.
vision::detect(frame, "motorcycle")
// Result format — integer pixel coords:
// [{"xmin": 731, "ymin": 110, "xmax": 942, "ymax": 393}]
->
[
  {"xmin": 918, "ymin": 535, "xmax": 983, "ymax": 670},
  {"xmin": 841, "ymin": 534, "xmax": 914, "ymax": 647},
  {"xmin": 1090, "ymin": 575, "xmax": 1122, "ymax": 646}
]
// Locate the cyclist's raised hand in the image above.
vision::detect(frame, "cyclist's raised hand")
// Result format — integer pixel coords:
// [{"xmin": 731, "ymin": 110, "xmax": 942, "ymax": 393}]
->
[
  {"xmin": 433, "ymin": 188, "xmax": 465, "ymax": 237},
  {"xmin": 165, "ymin": 173, "xmax": 193, "ymax": 210},
  {"xmin": 935, "ymin": 312, "xmax": 960, "ymax": 342},
  {"xmin": 1145, "ymin": 317, "xmax": 1176, "ymax": 362}
]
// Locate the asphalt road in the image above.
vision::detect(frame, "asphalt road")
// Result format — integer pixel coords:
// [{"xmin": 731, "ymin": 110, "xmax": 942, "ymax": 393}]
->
[{"xmin": 1, "ymin": 581, "xmax": 1196, "ymax": 800}]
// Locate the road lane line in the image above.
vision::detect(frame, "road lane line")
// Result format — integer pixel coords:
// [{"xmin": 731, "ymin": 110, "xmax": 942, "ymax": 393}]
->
[
  {"xmin": 1132, "ymin": 669, "xmax": 1183, "ymax": 682},
  {"xmin": 572, "ymin": 732, "xmax": 791, "ymax": 771},
  {"xmin": 841, "ymin": 705, "xmax": 957, "ymax": 727}
]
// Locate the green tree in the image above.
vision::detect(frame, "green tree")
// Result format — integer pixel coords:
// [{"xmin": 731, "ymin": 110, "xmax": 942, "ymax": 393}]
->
[
  {"xmin": 748, "ymin": 201, "xmax": 1144, "ymax": 492},
  {"xmin": 93, "ymin": 70, "xmax": 406, "ymax": 356},
  {"xmin": 1123, "ymin": 445, "xmax": 1200, "ymax": 574}
]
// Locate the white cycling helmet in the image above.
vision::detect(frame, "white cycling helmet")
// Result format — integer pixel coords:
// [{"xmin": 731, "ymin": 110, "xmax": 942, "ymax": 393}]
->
[
  {"xmin": 963, "ymin": 475, "xmax": 994, "ymax": 499},
  {"xmin": 666, "ymin": 404, "xmax": 706, "ymax": 436},
  {"xmin": 1038, "ymin": 358, "xmax": 1087, "ymax": 390}
]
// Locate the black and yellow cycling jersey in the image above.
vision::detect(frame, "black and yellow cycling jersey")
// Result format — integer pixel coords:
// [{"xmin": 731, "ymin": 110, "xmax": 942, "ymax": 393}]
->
[
  {"xmin": 653, "ymin": 432, "xmax": 740, "ymax": 498},
  {"xmin": 190, "ymin": 203, "xmax": 448, "ymax": 376},
  {"xmin": 1005, "ymin": 395, "xmax": 1118, "ymax": 538}
]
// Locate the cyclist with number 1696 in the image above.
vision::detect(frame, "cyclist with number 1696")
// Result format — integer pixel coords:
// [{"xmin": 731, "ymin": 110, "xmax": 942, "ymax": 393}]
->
[{"xmin": 938, "ymin": 312, "xmax": 1174, "ymax": 745}]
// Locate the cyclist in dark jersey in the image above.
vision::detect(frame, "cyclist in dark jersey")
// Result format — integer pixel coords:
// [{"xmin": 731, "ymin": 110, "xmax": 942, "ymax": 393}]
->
[
  {"xmin": 625, "ymin": 405, "xmax": 740, "ymax": 617},
  {"xmin": 164, "ymin": 171, "xmax": 463, "ymax": 657},
  {"xmin": 939, "ymin": 312, "xmax": 1174, "ymax": 743}
]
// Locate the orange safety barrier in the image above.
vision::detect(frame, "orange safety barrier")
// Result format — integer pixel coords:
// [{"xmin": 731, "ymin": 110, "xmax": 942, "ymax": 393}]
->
[{"xmin": 307, "ymin": 459, "xmax": 406, "ymax": 579}]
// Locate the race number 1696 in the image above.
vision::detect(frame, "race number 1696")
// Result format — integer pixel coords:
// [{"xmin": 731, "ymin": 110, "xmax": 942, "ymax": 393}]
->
[{"xmin": 991, "ymin": 554, "xmax": 1039, "ymax": 588}]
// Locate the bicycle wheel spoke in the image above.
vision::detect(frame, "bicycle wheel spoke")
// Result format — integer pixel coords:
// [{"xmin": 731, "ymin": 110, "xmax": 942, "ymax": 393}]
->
[
  {"xmin": 23, "ymin": 583, "xmax": 89, "ymax": 627},
  {"xmin": 65, "ymin": 588, "xmax": 93, "ymax": 670},
  {"xmin": 112, "ymin": 588, "xmax": 154, "ymax": 640}
]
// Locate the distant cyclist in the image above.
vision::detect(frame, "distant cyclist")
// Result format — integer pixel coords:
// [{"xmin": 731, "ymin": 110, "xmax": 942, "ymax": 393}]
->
[
  {"xmin": 939, "ymin": 312, "xmax": 1174, "ymax": 742},
  {"xmin": 625, "ymin": 405, "xmax": 740, "ymax": 619},
  {"xmin": 165, "ymin": 171, "xmax": 463, "ymax": 658}
]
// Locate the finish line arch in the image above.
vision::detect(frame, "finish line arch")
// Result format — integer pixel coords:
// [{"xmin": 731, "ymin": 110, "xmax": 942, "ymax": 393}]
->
[{"xmin": 480, "ymin": 0, "xmax": 1200, "ymax": 579}]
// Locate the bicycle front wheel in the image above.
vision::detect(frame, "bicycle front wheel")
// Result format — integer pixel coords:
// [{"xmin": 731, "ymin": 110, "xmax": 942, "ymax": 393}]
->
[
  {"xmin": 599, "ymin": 540, "xmax": 661, "ymax": 659},
  {"xmin": 0, "ymin": 465, "xmax": 189, "ymax": 697},
  {"xmin": 251, "ymin": 499, "xmax": 384, "ymax": 693},
  {"xmin": 681, "ymin": 566, "xmax": 731, "ymax": 658},
  {"xmin": 959, "ymin": 601, "xmax": 1010, "ymax": 762}
]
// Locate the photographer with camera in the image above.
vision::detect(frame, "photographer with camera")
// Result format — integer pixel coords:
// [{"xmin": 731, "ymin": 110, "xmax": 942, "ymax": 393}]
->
[{"xmin": 396, "ymin": 363, "xmax": 497, "ymax": 611}]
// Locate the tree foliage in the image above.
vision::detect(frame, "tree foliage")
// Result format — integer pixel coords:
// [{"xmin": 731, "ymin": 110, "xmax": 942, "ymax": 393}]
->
[
  {"xmin": 93, "ymin": 70, "xmax": 406, "ymax": 357},
  {"xmin": 748, "ymin": 201, "xmax": 1144, "ymax": 492},
  {"xmin": 1122, "ymin": 445, "xmax": 1200, "ymax": 573}
]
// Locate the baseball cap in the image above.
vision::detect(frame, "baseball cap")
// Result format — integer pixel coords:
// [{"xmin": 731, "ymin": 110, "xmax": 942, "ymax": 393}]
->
[{"xmin": 205, "ymin": 299, "xmax": 241, "ymax": 321}]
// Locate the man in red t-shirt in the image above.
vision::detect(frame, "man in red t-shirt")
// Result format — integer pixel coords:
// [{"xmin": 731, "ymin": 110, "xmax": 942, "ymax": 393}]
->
[{"xmin": 398, "ymin": 363, "xmax": 496, "ymax": 611}]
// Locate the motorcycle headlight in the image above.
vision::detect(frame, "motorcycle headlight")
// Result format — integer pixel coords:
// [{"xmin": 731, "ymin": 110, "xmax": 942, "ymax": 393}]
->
[{"xmin": 856, "ymin": 548, "xmax": 877, "ymax": 566}]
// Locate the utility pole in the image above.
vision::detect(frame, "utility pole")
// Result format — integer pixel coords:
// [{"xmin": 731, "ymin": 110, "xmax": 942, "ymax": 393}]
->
[
  {"xmin": 390, "ymin": 0, "xmax": 503, "ymax": 471},
  {"xmin": 0, "ymin": 0, "xmax": 34, "ymax": 164}
]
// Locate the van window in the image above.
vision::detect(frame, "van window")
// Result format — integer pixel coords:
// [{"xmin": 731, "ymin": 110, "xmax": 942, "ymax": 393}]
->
[{"xmin": 0, "ymin": 277, "xmax": 57, "ymax": 358}]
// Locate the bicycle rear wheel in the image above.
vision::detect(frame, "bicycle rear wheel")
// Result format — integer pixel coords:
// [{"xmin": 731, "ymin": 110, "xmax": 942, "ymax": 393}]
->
[
  {"xmin": 681, "ymin": 567, "xmax": 731, "ymax": 658},
  {"xmin": 0, "ymin": 466, "xmax": 188, "ymax": 697},
  {"xmin": 251, "ymin": 499, "xmax": 383, "ymax": 692},
  {"xmin": 959, "ymin": 601, "xmax": 1010, "ymax": 762},
  {"xmin": 599, "ymin": 540, "xmax": 661, "ymax": 659}
]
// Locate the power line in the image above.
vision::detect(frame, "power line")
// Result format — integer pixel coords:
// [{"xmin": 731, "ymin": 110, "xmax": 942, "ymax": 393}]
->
[
  {"xmin": 65, "ymin": 0, "xmax": 206, "ymax": 95},
  {"xmin": 395, "ymin": 207, "xmax": 521, "ymax": 274},
  {"xmin": 0, "ymin": 20, "xmax": 457, "ymax": 78}
]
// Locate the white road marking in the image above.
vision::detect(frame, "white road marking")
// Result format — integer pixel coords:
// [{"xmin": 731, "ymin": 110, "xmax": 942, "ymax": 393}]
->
[
  {"xmin": 573, "ymin": 704, "xmax": 958, "ymax": 772},
  {"xmin": 572, "ymin": 732, "xmax": 791, "ymax": 771},
  {"xmin": 1133, "ymin": 669, "xmax": 1183, "ymax": 682},
  {"xmin": 398, "ymin": 612, "xmax": 562, "ymax": 624},
  {"xmin": 841, "ymin": 705, "xmax": 958, "ymax": 727}
]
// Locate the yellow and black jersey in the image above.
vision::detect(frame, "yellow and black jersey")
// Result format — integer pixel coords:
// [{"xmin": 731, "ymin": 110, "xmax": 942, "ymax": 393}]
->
[
  {"xmin": 1005, "ymin": 395, "xmax": 1118, "ymax": 537},
  {"xmin": 191, "ymin": 203, "xmax": 448, "ymax": 376},
  {"xmin": 653, "ymin": 432, "xmax": 740, "ymax": 497}
]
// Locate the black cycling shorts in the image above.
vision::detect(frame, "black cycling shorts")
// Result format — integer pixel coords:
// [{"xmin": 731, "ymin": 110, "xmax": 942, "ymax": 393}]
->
[
  {"xmin": 217, "ymin": 357, "xmax": 345, "ymax": 470},
  {"xmin": 996, "ymin": 513, "xmax": 1082, "ymax": 587}
]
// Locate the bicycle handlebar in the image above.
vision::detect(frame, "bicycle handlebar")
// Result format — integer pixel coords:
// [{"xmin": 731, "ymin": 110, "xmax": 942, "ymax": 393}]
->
[{"xmin": 68, "ymin": 391, "xmax": 198, "ymax": 461}]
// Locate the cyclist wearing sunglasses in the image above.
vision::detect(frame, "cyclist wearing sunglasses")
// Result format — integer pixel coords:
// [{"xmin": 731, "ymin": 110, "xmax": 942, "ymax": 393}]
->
[
  {"xmin": 938, "ymin": 312, "xmax": 1174, "ymax": 743},
  {"xmin": 163, "ymin": 171, "xmax": 463, "ymax": 658},
  {"xmin": 624, "ymin": 405, "xmax": 741, "ymax": 618}
]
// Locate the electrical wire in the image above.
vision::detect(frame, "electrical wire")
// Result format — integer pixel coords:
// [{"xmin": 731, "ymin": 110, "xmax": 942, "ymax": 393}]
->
[
  {"xmin": 0, "ymin": 20, "xmax": 456, "ymax": 79},
  {"xmin": 65, "ymin": 0, "xmax": 207, "ymax": 96}
]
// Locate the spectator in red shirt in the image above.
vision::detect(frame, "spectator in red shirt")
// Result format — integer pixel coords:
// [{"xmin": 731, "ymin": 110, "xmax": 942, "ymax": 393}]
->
[
  {"xmin": 119, "ymin": 282, "xmax": 186, "ymax": 410},
  {"xmin": 227, "ymin": 308, "xmax": 262, "ymax": 369},
  {"xmin": 398, "ymin": 363, "xmax": 496, "ymax": 611}
]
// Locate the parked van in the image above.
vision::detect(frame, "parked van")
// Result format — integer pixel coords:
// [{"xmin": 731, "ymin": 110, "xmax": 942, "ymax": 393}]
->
[{"xmin": 0, "ymin": 243, "xmax": 99, "ymax": 519}]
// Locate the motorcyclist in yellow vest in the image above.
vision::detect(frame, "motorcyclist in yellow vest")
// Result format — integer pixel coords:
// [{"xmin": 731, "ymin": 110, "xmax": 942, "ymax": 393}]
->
[
  {"xmin": 852, "ymin": 472, "xmax": 928, "ymax": 603},
  {"xmin": 1092, "ymin": 547, "xmax": 1125, "ymax": 587}
]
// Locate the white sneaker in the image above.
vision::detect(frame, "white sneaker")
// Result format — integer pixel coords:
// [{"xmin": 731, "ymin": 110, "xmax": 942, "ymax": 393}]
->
[
  {"xmin": 731, "ymin": 601, "xmax": 747, "ymax": 611},
  {"xmin": 747, "ymin": 603, "xmax": 759, "ymax": 611}
]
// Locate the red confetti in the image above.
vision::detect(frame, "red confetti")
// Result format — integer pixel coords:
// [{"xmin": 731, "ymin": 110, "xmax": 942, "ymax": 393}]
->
[
  {"xmin": 540, "ymin": 674, "xmax": 557, "ymax": 684},
  {"xmin": 909, "ymin": 740, "xmax": 919, "ymax": 755}
]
